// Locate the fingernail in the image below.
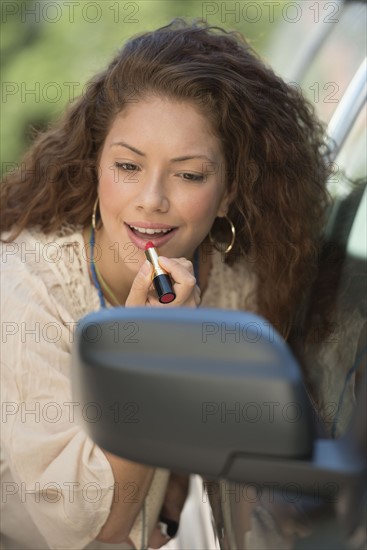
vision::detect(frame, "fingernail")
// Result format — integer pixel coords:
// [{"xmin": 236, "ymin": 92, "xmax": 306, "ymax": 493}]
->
[{"xmin": 140, "ymin": 260, "xmax": 151, "ymax": 276}]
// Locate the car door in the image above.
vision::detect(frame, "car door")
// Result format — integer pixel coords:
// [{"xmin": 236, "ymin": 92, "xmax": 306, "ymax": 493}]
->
[
  {"xmin": 206, "ymin": 5, "xmax": 366, "ymax": 548},
  {"xmin": 206, "ymin": 141, "xmax": 366, "ymax": 550}
]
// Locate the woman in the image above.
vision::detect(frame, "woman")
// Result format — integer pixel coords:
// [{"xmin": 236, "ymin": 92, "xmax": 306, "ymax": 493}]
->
[{"xmin": 0, "ymin": 18, "xmax": 331, "ymax": 549}]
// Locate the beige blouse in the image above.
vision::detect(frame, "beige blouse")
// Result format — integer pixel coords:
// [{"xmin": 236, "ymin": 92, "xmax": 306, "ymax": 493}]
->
[{"xmin": 0, "ymin": 226, "xmax": 256, "ymax": 550}]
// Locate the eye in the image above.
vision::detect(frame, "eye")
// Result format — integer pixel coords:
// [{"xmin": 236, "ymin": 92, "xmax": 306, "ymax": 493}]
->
[
  {"xmin": 180, "ymin": 173, "xmax": 205, "ymax": 182},
  {"xmin": 115, "ymin": 162, "xmax": 139, "ymax": 172}
]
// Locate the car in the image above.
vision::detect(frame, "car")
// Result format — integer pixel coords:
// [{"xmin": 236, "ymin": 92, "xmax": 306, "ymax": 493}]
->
[{"xmin": 72, "ymin": 2, "xmax": 366, "ymax": 548}]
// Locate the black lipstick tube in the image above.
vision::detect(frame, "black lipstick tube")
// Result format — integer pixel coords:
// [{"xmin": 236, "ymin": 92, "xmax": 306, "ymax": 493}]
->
[{"xmin": 144, "ymin": 245, "xmax": 176, "ymax": 304}]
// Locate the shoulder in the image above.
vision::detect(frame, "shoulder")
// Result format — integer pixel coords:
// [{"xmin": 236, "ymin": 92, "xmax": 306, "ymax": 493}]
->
[
  {"xmin": 1, "ymin": 225, "xmax": 97, "ymax": 321},
  {"xmin": 1, "ymin": 224, "xmax": 85, "ymax": 261}
]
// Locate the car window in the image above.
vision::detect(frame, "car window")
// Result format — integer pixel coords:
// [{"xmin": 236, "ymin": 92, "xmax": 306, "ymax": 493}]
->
[
  {"xmin": 298, "ymin": 1, "xmax": 366, "ymax": 124},
  {"xmin": 266, "ymin": 0, "xmax": 367, "ymax": 124},
  {"xmin": 333, "ymin": 105, "xmax": 367, "ymax": 188}
]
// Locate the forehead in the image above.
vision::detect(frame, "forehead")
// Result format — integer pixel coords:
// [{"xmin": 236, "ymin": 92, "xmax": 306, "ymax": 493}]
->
[{"xmin": 106, "ymin": 95, "xmax": 222, "ymax": 151}]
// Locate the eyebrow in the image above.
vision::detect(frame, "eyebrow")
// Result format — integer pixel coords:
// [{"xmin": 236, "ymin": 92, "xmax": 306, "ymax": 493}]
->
[{"xmin": 110, "ymin": 141, "xmax": 216, "ymax": 164}]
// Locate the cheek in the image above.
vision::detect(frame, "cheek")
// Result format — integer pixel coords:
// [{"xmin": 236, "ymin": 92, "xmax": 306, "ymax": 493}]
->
[
  {"xmin": 98, "ymin": 166, "xmax": 125, "ymax": 213},
  {"xmin": 181, "ymin": 188, "xmax": 224, "ymax": 225}
]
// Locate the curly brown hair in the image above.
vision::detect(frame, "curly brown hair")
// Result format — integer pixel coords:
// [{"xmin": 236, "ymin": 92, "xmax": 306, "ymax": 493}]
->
[{"xmin": 1, "ymin": 17, "xmax": 331, "ymax": 338}]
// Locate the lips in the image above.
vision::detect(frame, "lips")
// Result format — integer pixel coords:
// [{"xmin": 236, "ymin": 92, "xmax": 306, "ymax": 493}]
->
[{"xmin": 124, "ymin": 222, "xmax": 178, "ymax": 249}]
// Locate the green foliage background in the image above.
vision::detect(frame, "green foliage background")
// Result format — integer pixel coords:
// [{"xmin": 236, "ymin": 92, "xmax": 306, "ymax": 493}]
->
[{"xmin": 1, "ymin": 0, "xmax": 288, "ymax": 172}]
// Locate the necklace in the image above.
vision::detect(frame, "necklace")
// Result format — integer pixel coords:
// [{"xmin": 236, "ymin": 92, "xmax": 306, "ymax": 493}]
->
[{"xmin": 89, "ymin": 225, "xmax": 200, "ymax": 308}]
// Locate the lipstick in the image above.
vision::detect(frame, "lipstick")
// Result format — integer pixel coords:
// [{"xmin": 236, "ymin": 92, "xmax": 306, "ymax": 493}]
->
[{"xmin": 144, "ymin": 241, "xmax": 176, "ymax": 304}]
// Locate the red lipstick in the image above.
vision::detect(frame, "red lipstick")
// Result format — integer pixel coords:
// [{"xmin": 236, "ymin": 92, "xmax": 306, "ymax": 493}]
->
[{"xmin": 144, "ymin": 242, "xmax": 176, "ymax": 304}]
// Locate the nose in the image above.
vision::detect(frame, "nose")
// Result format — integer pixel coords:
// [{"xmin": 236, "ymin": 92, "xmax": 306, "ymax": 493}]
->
[{"xmin": 135, "ymin": 173, "xmax": 169, "ymax": 213}]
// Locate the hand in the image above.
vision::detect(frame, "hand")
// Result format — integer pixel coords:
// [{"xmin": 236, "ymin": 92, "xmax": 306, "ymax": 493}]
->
[
  {"xmin": 126, "ymin": 256, "xmax": 201, "ymax": 308},
  {"xmin": 148, "ymin": 473, "xmax": 190, "ymax": 549}
]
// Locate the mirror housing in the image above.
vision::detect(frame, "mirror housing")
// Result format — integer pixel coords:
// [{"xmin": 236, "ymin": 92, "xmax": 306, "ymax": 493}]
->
[{"xmin": 72, "ymin": 308, "xmax": 315, "ymax": 479}]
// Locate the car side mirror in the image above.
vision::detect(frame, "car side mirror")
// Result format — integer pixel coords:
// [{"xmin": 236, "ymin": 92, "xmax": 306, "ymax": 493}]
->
[{"xmin": 72, "ymin": 308, "xmax": 364, "ymax": 496}]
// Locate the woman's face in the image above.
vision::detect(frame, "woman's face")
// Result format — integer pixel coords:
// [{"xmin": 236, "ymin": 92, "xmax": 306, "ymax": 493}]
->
[{"xmin": 97, "ymin": 95, "xmax": 229, "ymax": 270}]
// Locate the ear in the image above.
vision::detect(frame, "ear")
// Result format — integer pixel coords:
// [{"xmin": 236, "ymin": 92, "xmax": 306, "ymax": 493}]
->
[{"xmin": 216, "ymin": 185, "xmax": 236, "ymax": 218}]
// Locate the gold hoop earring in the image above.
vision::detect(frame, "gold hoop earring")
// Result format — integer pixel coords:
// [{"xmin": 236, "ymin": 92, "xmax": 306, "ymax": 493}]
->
[
  {"xmin": 92, "ymin": 197, "xmax": 102, "ymax": 230},
  {"xmin": 209, "ymin": 215, "xmax": 236, "ymax": 254}
]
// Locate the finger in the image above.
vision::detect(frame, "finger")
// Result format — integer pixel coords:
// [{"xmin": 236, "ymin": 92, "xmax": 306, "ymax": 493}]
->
[
  {"xmin": 157, "ymin": 257, "xmax": 199, "ymax": 306},
  {"xmin": 194, "ymin": 284, "xmax": 201, "ymax": 306},
  {"xmin": 158, "ymin": 256, "xmax": 197, "ymax": 287},
  {"xmin": 172, "ymin": 257, "xmax": 195, "ymax": 275},
  {"xmin": 148, "ymin": 524, "xmax": 170, "ymax": 548},
  {"xmin": 125, "ymin": 260, "xmax": 153, "ymax": 307}
]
